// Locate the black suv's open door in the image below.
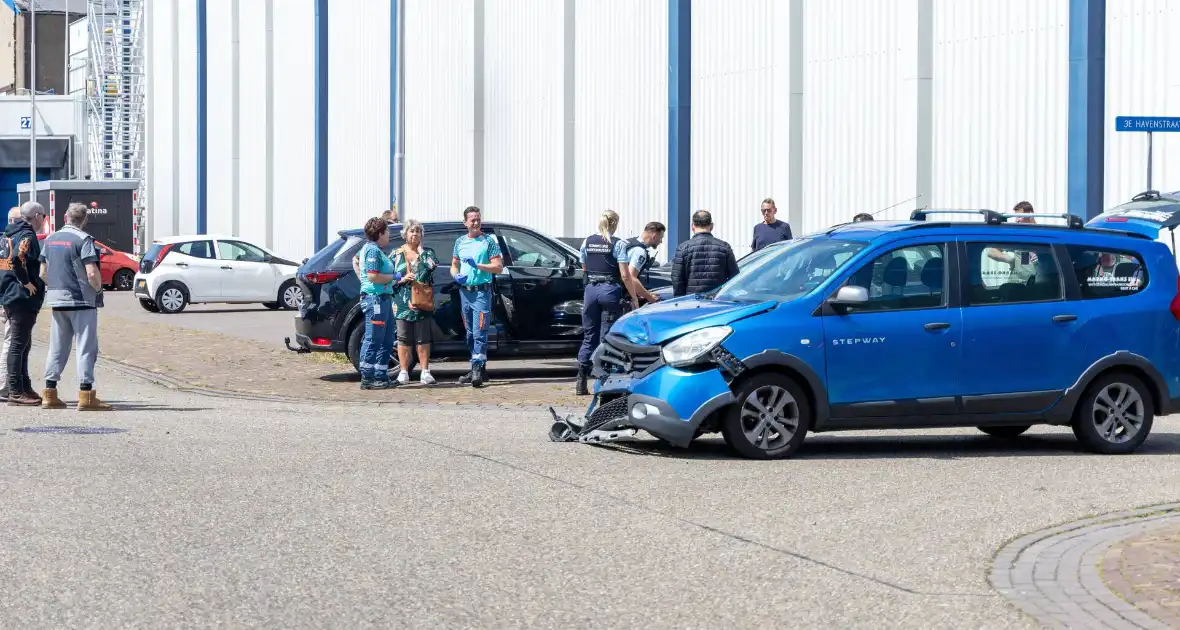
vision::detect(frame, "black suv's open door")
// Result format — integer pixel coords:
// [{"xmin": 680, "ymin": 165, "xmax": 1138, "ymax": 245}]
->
[{"xmin": 494, "ymin": 227, "xmax": 585, "ymax": 342}]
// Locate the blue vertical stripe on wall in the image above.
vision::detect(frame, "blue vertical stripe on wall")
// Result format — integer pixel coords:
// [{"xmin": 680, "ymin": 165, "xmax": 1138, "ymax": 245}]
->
[
  {"xmin": 667, "ymin": 0, "xmax": 691, "ymax": 250},
  {"xmin": 314, "ymin": 0, "xmax": 329, "ymax": 250},
  {"xmin": 1068, "ymin": 0, "xmax": 1105, "ymax": 220},
  {"xmin": 196, "ymin": 0, "xmax": 208, "ymax": 234},
  {"xmin": 390, "ymin": 0, "xmax": 398, "ymax": 211}
]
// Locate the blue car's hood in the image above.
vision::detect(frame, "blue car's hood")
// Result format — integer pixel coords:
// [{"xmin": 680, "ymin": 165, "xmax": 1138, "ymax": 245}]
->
[{"xmin": 613, "ymin": 296, "xmax": 777, "ymax": 345}]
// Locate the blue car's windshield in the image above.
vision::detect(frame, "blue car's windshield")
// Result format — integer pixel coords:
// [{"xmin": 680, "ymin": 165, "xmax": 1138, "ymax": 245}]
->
[{"xmin": 713, "ymin": 238, "xmax": 867, "ymax": 303}]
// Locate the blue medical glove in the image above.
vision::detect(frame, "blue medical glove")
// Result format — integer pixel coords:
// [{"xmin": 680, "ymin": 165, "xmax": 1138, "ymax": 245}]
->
[
  {"xmin": 463, "ymin": 257, "xmax": 478, "ymax": 269},
  {"xmin": 392, "ymin": 272, "xmax": 404, "ymax": 283},
  {"xmin": 453, "ymin": 274, "xmax": 468, "ymax": 286}
]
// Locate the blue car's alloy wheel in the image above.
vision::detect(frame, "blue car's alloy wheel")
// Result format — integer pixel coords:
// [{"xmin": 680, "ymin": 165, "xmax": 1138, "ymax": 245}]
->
[
  {"xmin": 722, "ymin": 374, "xmax": 810, "ymax": 460},
  {"xmin": 1072, "ymin": 372, "xmax": 1154, "ymax": 455}
]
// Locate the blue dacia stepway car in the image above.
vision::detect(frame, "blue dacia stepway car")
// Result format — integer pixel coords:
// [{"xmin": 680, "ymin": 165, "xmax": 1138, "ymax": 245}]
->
[{"xmin": 575, "ymin": 195, "xmax": 1180, "ymax": 459}]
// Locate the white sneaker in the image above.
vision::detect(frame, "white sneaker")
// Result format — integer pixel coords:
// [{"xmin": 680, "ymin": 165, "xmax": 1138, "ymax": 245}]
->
[
  {"xmin": 396, "ymin": 371, "xmax": 410, "ymax": 385},
  {"xmin": 420, "ymin": 370, "xmax": 436, "ymax": 385}
]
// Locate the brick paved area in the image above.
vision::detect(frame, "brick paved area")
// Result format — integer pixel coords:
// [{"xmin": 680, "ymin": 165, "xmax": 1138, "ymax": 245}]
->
[
  {"xmin": 30, "ymin": 309, "xmax": 584, "ymax": 408},
  {"xmin": 1102, "ymin": 524, "xmax": 1180, "ymax": 628},
  {"xmin": 991, "ymin": 503, "xmax": 1180, "ymax": 629}
]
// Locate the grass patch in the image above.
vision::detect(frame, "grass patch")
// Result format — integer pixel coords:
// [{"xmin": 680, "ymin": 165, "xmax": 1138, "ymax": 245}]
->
[{"xmin": 306, "ymin": 352, "xmax": 351, "ymax": 365}]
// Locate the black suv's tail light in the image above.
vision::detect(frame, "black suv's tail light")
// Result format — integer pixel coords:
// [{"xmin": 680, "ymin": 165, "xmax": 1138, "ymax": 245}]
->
[{"xmin": 302, "ymin": 271, "xmax": 344, "ymax": 284}]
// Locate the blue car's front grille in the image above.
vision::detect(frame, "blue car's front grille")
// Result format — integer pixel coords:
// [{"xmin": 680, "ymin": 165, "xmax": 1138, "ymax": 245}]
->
[
  {"xmin": 600, "ymin": 334, "xmax": 661, "ymax": 377},
  {"xmin": 585, "ymin": 394, "xmax": 631, "ymax": 432}
]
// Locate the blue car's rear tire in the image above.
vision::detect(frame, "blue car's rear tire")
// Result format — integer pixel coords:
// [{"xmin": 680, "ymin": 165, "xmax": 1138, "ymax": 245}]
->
[
  {"xmin": 721, "ymin": 373, "xmax": 811, "ymax": 460},
  {"xmin": 1071, "ymin": 372, "xmax": 1154, "ymax": 455}
]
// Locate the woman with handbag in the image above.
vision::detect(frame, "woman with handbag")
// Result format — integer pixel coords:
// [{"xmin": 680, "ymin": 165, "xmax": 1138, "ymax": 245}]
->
[{"xmin": 391, "ymin": 219, "xmax": 439, "ymax": 385}]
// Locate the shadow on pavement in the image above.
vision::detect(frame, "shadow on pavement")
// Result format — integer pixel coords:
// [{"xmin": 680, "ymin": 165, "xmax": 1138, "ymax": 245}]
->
[
  {"xmin": 582, "ymin": 431, "xmax": 1180, "ymax": 461},
  {"xmin": 318, "ymin": 367, "xmax": 577, "ymax": 384},
  {"xmin": 95, "ymin": 402, "xmax": 216, "ymax": 413},
  {"xmin": 796, "ymin": 432, "xmax": 1180, "ymax": 459},
  {"xmin": 166, "ymin": 308, "xmax": 277, "ymax": 315}
]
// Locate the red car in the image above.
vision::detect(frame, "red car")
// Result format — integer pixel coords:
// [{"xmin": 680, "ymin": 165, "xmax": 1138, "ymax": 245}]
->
[{"xmin": 36, "ymin": 233, "xmax": 139, "ymax": 291}]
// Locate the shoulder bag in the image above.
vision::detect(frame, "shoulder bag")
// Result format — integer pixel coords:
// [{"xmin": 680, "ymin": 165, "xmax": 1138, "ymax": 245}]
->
[{"xmin": 402, "ymin": 246, "xmax": 434, "ymax": 312}]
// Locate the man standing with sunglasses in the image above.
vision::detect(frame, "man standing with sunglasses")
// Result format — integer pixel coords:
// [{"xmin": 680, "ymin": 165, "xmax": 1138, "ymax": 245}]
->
[{"xmin": 750, "ymin": 197, "xmax": 792, "ymax": 252}]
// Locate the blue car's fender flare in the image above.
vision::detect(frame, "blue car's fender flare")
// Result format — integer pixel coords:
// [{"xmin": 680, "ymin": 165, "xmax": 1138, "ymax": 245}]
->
[
  {"xmin": 739, "ymin": 350, "xmax": 832, "ymax": 430},
  {"xmin": 1046, "ymin": 351, "xmax": 1173, "ymax": 423}
]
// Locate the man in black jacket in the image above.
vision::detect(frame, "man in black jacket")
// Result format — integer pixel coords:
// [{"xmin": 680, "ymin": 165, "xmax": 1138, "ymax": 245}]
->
[
  {"xmin": 0, "ymin": 201, "xmax": 47, "ymax": 406},
  {"xmin": 671, "ymin": 210, "xmax": 739, "ymax": 297}
]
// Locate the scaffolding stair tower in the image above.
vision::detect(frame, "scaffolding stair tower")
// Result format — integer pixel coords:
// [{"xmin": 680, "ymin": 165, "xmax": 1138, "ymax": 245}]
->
[{"xmin": 84, "ymin": 0, "xmax": 146, "ymax": 250}]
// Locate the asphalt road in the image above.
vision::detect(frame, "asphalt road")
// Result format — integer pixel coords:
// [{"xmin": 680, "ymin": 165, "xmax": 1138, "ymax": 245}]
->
[
  {"xmin": 108, "ymin": 289, "xmax": 311, "ymax": 347},
  {"xmin": 105, "ymin": 290, "xmax": 577, "ymax": 375},
  {"xmin": 6, "ymin": 355, "xmax": 1180, "ymax": 627}
]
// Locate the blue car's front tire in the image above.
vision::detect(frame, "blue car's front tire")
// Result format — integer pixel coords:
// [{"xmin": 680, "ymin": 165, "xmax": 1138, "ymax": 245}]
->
[{"xmin": 721, "ymin": 373, "xmax": 811, "ymax": 460}]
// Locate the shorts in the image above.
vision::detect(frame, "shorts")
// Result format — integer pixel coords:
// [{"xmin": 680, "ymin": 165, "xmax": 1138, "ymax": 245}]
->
[{"xmin": 396, "ymin": 317, "xmax": 433, "ymax": 346}]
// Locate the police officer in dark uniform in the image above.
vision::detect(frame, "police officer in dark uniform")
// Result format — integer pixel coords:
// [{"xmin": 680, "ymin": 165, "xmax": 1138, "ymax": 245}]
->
[{"xmin": 576, "ymin": 210, "xmax": 631, "ymax": 395}]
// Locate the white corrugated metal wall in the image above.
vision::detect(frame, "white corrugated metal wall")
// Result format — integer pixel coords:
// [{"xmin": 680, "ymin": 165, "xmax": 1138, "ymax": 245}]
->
[
  {"xmin": 573, "ymin": 0, "xmax": 667, "ymax": 258},
  {"xmin": 270, "ymin": 0, "xmax": 315, "ymax": 260},
  {"xmin": 933, "ymin": 0, "xmax": 1069, "ymax": 218},
  {"xmin": 803, "ymin": 0, "xmax": 914, "ymax": 231},
  {"xmin": 691, "ymin": 0, "xmax": 791, "ymax": 258},
  {"xmin": 404, "ymin": 0, "xmax": 474, "ymax": 223},
  {"xmin": 205, "ymin": 0, "xmax": 235, "ymax": 236},
  {"xmin": 145, "ymin": 2, "xmax": 1180, "ymax": 261},
  {"xmin": 147, "ymin": 0, "xmax": 177, "ymax": 237},
  {"xmin": 175, "ymin": 0, "xmax": 199, "ymax": 235},
  {"xmin": 328, "ymin": 0, "xmax": 390, "ymax": 233},
  {"xmin": 1105, "ymin": 0, "xmax": 1180, "ymax": 208},
  {"xmin": 483, "ymin": 0, "xmax": 565, "ymax": 237},
  {"xmin": 237, "ymin": 0, "xmax": 269, "ymax": 248}
]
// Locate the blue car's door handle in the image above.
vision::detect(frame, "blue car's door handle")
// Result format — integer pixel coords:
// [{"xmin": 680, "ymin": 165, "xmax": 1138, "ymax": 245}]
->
[
  {"xmin": 1052, "ymin": 314, "xmax": 1078, "ymax": 322},
  {"xmin": 924, "ymin": 322, "xmax": 950, "ymax": 331}
]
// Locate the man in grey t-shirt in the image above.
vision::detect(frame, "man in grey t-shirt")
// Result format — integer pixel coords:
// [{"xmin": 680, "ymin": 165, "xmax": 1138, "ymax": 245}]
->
[{"xmin": 38, "ymin": 202, "xmax": 111, "ymax": 410}]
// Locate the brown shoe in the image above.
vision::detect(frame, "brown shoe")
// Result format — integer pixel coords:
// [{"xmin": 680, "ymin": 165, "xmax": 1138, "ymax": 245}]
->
[
  {"xmin": 77, "ymin": 389, "xmax": 112, "ymax": 411},
  {"xmin": 7, "ymin": 393, "xmax": 40, "ymax": 406},
  {"xmin": 41, "ymin": 388, "xmax": 67, "ymax": 410}
]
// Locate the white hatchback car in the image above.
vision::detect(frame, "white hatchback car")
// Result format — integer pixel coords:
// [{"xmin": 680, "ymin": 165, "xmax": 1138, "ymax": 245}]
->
[{"xmin": 133, "ymin": 235, "xmax": 303, "ymax": 314}]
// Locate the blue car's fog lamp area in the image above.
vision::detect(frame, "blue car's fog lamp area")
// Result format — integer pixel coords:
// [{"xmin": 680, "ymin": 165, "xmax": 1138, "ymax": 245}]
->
[{"xmin": 629, "ymin": 365, "xmax": 732, "ymax": 421}]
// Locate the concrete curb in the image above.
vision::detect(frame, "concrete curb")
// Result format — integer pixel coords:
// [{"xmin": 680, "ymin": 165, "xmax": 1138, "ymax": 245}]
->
[{"xmin": 991, "ymin": 503, "xmax": 1180, "ymax": 629}]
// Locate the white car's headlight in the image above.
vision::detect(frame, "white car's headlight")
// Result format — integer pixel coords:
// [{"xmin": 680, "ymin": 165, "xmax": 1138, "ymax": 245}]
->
[{"xmin": 661, "ymin": 326, "xmax": 732, "ymax": 367}]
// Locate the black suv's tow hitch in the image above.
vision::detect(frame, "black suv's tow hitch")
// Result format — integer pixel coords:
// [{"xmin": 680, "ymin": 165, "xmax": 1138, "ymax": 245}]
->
[{"xmin": 283, "ymin": 337, "xmax": 310, "ymax": 353}]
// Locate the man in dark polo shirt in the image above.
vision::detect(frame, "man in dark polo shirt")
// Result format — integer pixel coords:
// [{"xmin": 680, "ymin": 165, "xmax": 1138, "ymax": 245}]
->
[
  {"xmin": 39, "ymin": 202, "xmax": 111, "ymax": 411},
  {"xmin": 751, "ymin": 197, "xmax": 792, "ymax": 252}
]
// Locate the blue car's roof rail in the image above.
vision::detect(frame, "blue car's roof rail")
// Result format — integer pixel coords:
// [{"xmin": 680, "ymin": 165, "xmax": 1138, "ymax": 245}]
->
[
  {"xmin": 997, "ymin": 212, "xmax": 1086, "ymax": 229},
  {"xmin": 909, "ymin": 208, "xmax": 1004, "ymax": 224}
]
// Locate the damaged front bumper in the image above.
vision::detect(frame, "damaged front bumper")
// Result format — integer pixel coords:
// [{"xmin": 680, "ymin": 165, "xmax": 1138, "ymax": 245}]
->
[{"xmin": 549, "ymin": 364, "xmax": 735, "ymax": 448}]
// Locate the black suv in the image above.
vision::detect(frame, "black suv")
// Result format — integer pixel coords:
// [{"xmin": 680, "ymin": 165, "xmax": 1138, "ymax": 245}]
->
[{"xmin": 287, "ymin": 222, "xmax": 671, "ymax": 373}]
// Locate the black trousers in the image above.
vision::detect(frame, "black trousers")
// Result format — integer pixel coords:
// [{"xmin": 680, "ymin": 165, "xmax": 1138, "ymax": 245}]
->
[{"xmin": 5, "ymin": 302, "xmax": 37, "ymax": 392}]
